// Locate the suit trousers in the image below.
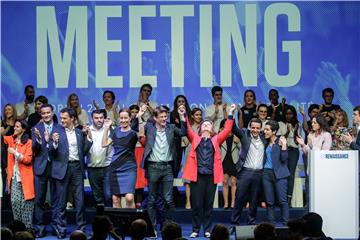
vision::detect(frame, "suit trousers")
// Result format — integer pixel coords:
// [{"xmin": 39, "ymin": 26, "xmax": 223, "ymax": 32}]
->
[
  {"xmin": 262, "ymin": 169, "xmax": 289, "ymax": 225},
  {"xmin": 55, "ymin": 161, "xmax": 86, "ymax": 233},
  {"xmin": 87, "ymin": 166, "xmax": 109, "ymax": 205},
  {"xmin": 287, "ymin": 147, "xmax": 299, "ymax": 197},
  {"xmin": 34, "ymin": 162, "xmax": 57, "ymax": 232},
  {"xmin": 231, "ymin": 168, "xmax": 262, "ymax": 225},
  {"xmin": 190, "ymin": 174, "xmax": 217, "ymax": 233}
]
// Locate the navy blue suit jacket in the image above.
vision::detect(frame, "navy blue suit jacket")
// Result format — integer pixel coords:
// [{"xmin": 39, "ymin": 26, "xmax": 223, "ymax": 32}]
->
[
  {"xmin": 265, "ymin": 138, "xmax": 290, "ymax": 179},
  {"xmin": 350, "ymin": 132, "xmax": 360, "ymax": 163},
  {"xmin": 232, "ymin": 124, "xmax": 267, "ymax": 173},
  {"xmin": 31, "ymin": 122, "xmax": 61, "ymax": 176},
  {"xmin": 49, "ymin": 125, "xmax": 92, "ymax": 180}
]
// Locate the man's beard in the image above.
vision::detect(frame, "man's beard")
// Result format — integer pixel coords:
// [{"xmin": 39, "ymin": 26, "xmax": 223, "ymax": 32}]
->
[{"xmin": 26, "ymin": 95, "xmax": 35, "ymax": 102}]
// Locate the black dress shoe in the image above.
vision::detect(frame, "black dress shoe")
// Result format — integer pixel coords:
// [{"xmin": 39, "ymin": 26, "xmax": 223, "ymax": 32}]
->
[
  {"xmin": 36, "ymin": 229, "xmax": 47, "ymax": 238},
  {"xmin": 54, "ymin": 229, "xmax": 66, "ymax": 239}
]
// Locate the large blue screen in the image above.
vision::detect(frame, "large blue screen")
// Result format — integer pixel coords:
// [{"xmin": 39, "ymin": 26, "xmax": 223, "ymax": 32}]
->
[{"xmin": 1, "ymin": 1, "xmax": 359, "ymax": 119}]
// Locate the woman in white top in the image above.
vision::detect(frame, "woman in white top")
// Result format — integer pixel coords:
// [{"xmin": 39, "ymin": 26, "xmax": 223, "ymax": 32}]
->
[
  {"xmin": 67, "ymin": 93, "xmax": 89, "ymax": 127},
  {"xmin": 277, "ymin": 105, "xmax": 301, "ymax": 203}
]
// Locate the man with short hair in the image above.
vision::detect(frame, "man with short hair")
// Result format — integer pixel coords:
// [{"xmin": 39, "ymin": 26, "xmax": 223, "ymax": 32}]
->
[
  {"xmin": 231, "ymin": 118, "xmax": 267, "ymax": 226},
  {"xmin": 15, "ymin": 85, "xmax": 35, "ymax": 120},
  {"xmin": 161, "ymin": 221, "xmax": 182, "ymax": 240},
  {"xmin": 267, "ymin": 89, "xmax": 286, "ymax": 122},
  {"xmin": 344, "ymin": 106, "xmax": 360, "ymax": 226},
  {"xmin": 139, "ymin": 105, "xmax": 187, "ymax": 235},
  {"xmin": 49, "ymin": 108, "xmax": 92, "ymax": 238},
  {"xmin": 320, "ymin": 88, "xmax": 340, "ymax": 126},
  {"xmin": 130, "ymin": 219, "xmax": 148, "ymax": 240},
  {"xmin": 28, "ymin": 96, "xmax": 58, "ymax": 129},
  {"xmin": 32, "ymin": 103, "xmax": 59, "ymax": 238},
  {"xmin": 205, "ymin": 86, "xmax": 228, "ymax": 132},
  {"xmin": 87, "ymin": 109, "xmax": 112, "ymax": 206},
  {"xmin": 137, "ymin": 84, "xmax": 157, "ymax": 122}
]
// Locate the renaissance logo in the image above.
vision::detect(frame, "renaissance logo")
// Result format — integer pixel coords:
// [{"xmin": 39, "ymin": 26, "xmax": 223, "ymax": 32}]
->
[{"xmin": 324, "ymin": 154, "xmax": 349, "ymax": 159}]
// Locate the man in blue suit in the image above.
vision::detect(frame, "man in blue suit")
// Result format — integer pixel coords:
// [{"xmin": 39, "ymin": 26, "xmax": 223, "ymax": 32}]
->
[
  {"xmin": 231, "ymin": 116, "xmax": 267, "ymax": 226},
  {"xmin": 262, "ymin": 120, "xmax": 290, "ymax": 226},
  {"xmin": 344, "ymin": 106, "xmax": 360, "ymax": 226},
  {"xmin": 32, "ymin": 104, "xmax": 59, "ymax": 238},
  {"xmin": 49, "ymin": 108, "xmax": 92, "ymax": 239}
]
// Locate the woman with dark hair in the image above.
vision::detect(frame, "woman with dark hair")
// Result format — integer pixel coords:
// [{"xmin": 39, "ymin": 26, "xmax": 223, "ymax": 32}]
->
[
  {"xmin": 102, "ymin": 108, "xmax": 144, "ymax": 208},
  {"xmin": 129, "ymin": 104, "xmax": 147, "ymax": 208},
  {"xmin": 170, "ymin": 95, "xmax": 192, "ymax": 177},
  {"xmin": 3, "ymin": 119, "xmax": 34, "ymax": 229},
  {"xmin": 67, "ymin": 93, "xmax": 89, "ymax": 127},
  {"xmin": 93, "ymin": 90, "xmax": 119, "ymax": 126},
  {"xmin": 219, "ymin": 118, "xmax": 240, "ymax": 210},
  {"xmin": 330, "ymin": 109, "xmax": 351, "ymax": 150},
  {"xmin": 277, "ymin": 105, "xmax": 300, "ymax": 203},
  {"xmin": 296, "ymin": 114, "xmax": 332, "ymax": 154},
  {"xmin": 239, "ymin": 90, "xmax": 257, "ymax": 128}
]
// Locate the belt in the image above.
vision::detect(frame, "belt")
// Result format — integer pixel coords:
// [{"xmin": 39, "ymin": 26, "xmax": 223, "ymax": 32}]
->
[
  {"xmin": 68, "ymin": 160, "xmax": 80, "ymax": 163},
  {"xmin": 148, "ymin": 161, "xmax": 173, "ymax": 165},
  {"xmin": 243, "ymin": 167, "xmax": 263, "ymax": 173}
]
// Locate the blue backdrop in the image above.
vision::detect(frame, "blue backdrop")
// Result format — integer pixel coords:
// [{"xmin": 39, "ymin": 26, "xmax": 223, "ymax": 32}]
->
[{"xmin": 1, "ymin": 1, "xmax": 359, "ymax": 120}]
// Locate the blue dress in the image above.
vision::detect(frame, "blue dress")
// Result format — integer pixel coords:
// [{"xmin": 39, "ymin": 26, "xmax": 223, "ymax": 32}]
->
[{"xmin": 109, "ymin": 128, "xmax": 138, "ymax": 195}]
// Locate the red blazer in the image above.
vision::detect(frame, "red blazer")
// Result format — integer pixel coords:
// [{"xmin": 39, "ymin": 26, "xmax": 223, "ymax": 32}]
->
[
  {"xmin": 4, "ymin": 136, "xmax": 35, "ymax": 201},
  {"xmin": 182, "ymin": 117, "xmax": 234, "ymax": 184}
]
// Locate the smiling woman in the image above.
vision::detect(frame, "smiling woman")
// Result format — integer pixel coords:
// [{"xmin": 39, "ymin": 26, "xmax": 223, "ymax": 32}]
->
[{"xmin": 3, "ymin": 120, "xmax": 34, "ymax": 229}]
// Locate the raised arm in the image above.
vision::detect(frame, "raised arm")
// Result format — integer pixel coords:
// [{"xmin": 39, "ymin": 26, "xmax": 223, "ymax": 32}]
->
[
  {"xmin": 174, "ymin": 105, "xmax": 187, "ymax": 137},
  {"xmin": 217, "ymin": 104, "xmax": 236, "ymax": 144},
  {"xmin": 102, "ymin": 118, "xmax": 113, "ymax": 148},
  {"xmin": 299, "ymin": 106, "xmax": 309, "ymax": 133},
  {"xmin": 279, "ymin": 136, "xmax": 288, "ymax": 163}
]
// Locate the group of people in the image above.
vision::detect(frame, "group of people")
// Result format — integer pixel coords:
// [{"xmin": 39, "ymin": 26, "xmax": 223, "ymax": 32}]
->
[{"xmin": 1, "ymin": 83, "xmax": 359, "ymax": 239}]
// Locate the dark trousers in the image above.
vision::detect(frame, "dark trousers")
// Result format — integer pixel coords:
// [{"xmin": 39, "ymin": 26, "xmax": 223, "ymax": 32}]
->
[
  {"xmin": 147, "ymin": 162, "xmax": 175, "ymax": 228},
  {"xmin": 287, "ymin": 147, "xmax": 299, "ymax": 197},
  {"xmin": 190, "ymin": 174, "xmax": 217, "ymax": 233},
  {"xmin": 34, "ymin": 163, "xmax": 57, "ymax": 232},
  {"xmin": 231, "ymin": 168, "xmax": 262, "ymax": 225},
  {"xmin": 262, "ymin": 169, "xmax": 289, "ymax": 225},
  {"xmin": 55, "ymin": 162, "xmax": 86, "ymax": 234},
  {"xmin": 87, "ymin": 166, "xmax": 109, "ymax": 205}
]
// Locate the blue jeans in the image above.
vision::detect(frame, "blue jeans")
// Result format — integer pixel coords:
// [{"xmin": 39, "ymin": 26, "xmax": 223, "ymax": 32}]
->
[
  {"xmin": 147, "ymin": 162, "xmax": 174, "ymax": 227},
  {"xmin": 262, "ymin": 169, "xmax": 289, "ymax": 225}
]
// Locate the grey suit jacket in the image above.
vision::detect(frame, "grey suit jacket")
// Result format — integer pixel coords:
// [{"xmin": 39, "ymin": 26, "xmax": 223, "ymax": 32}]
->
[{"xmin": 141, "ymin": 121, "xmax": 187, "ymax": 174}]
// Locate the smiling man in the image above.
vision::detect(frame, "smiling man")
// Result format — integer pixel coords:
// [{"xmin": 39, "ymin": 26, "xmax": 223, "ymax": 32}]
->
[
  {"xmin": 230, "ymin": 117, "xmax": 267, "ymax": 228},
  {"xmin": 31, "ymin": 103, "xmax": 60, "ymax": 238},
  {"xmin": 139, "ymin": 105, "xmax": 187, "ymax": 237}
]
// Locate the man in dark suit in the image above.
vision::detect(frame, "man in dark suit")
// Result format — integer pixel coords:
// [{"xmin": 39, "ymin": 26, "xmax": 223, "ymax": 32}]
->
[
  {"xmin": 32, "ymin": 104, "xmax": 59, "ymax": 238},
  {"xmin": 49, "ymin": 108, "xmax": 92, "ymax": 239},
  {"xmin": 344, "ymin": 106, "xmax": 360, "ymax": 226},
  {"xmin": 231, "ymin": 116, "xmax": 267, "ymax": 226},
  {"xmin": 139, "ymin": 105, "xmax": 186, "ymax": 234},
  {"xmin": 262, "ymin": 120, "xmax": 290, "ymax": 226}
]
